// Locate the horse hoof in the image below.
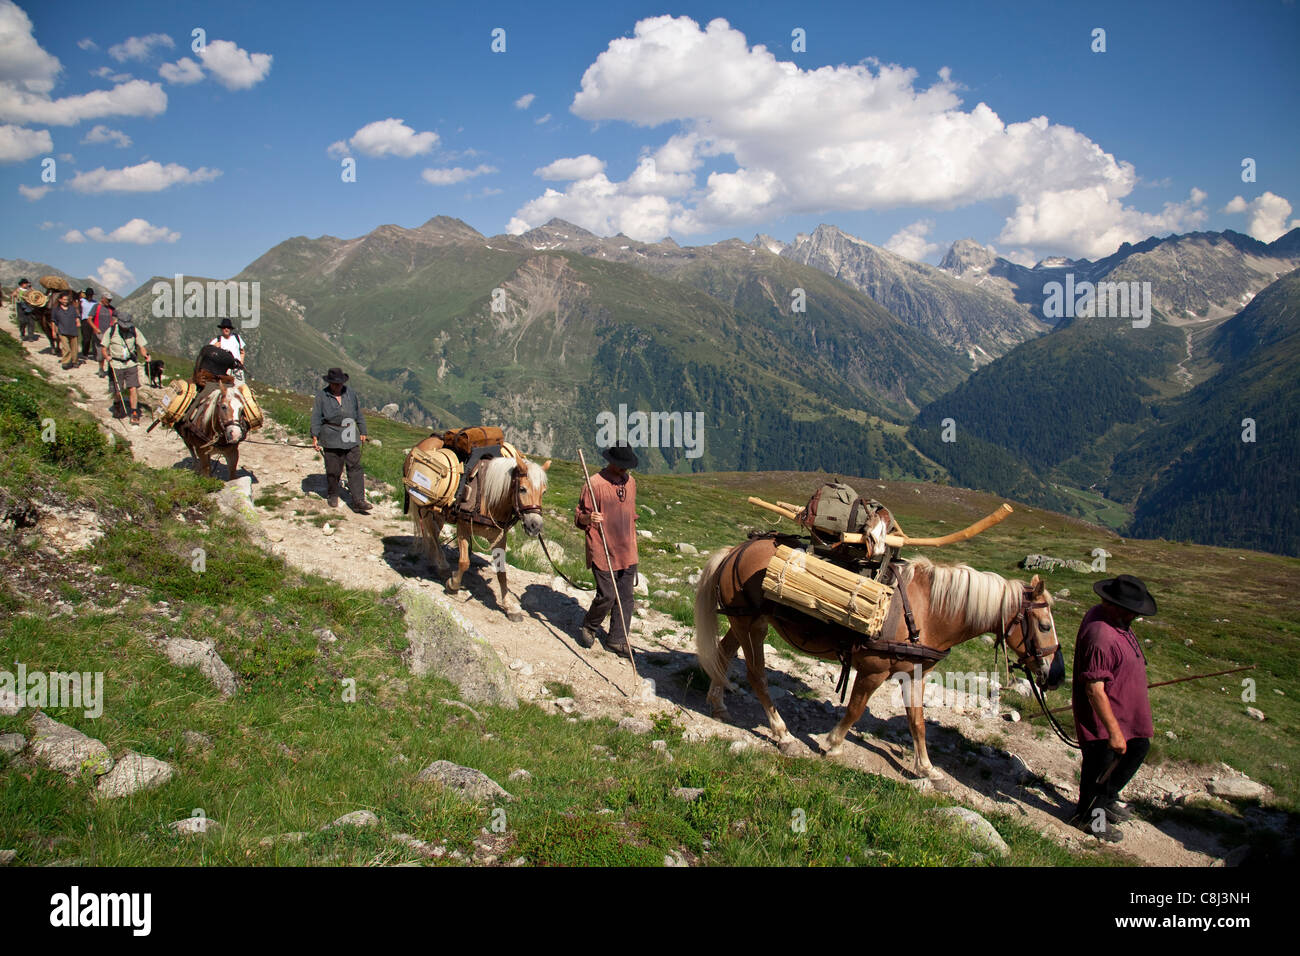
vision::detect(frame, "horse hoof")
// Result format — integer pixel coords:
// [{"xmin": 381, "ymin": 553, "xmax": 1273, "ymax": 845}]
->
[
  {"xmin": 778, "ymin": 737, "xmax": 802, "ymax": 757},
  {"xmin": 931, "ymin": 776, "xmax": 953, "ymax": 793},
  {"xmin": 506, "ymin": 611, "xmax": 523, "ymax": 623},
  {"xmin": 710, "ymin": 707, "xmax": 730, "ymax": 722}
]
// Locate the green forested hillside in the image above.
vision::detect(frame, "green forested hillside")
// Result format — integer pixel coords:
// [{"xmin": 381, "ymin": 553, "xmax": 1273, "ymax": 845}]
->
[{"xmin": 1122, "ymin": 270, "xmax": 1300, "ymax": 555}]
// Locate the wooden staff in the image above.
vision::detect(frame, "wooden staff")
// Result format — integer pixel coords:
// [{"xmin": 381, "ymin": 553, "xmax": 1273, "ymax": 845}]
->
[
  {"xmin": 747, "ymin": 496, "xmax": 1012, "ymax": 548},
  {"xmin": 1026, "ymin": 665, "xmax": 1257, "ymax": 721},
  {"xmin": 579, "ymin": 449, "xmax": 639, "ymax": 680}
]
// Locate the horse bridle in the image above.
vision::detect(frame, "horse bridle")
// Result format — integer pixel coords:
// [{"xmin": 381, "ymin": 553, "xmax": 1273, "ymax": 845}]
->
[
  {"xmin": 997, "ymin": 585, "xmax": 1058, "ymax": 672},
  {"xmin": 473, "ymin": 461, "xmax": 541, "ymax": 532}
]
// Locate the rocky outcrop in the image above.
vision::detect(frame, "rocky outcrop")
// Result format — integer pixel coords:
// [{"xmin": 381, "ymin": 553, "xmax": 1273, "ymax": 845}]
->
[
  {"xmin": 151, "ymin": 637, "xmax": 238, "ymax": 698},
  {"xmin": 26, "ymin": 713, "xmax": 113, "ymax": 777},
  {"xmin": 398, "ymin": 583, "xmax": 516, "ymax": 709}
]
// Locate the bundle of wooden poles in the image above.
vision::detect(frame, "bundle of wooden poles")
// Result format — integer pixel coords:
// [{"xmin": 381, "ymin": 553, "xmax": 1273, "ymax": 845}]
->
[
  {"xmin": 749, "ymin": 495, "xmax": 1016, "ymax": 637},
  {"xmin": 762, "ymin": 544, "xmax": 893, "ymax": 636}
]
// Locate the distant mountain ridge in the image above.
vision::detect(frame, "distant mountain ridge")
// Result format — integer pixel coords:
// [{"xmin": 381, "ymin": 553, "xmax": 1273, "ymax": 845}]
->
[{"xmin": 940, "ymin": 228, "xmax": 1300, "ymax": 323}]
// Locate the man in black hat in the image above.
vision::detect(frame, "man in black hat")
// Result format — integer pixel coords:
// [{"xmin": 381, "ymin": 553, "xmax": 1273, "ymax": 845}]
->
[
  {"xmin": 310, "ymin": 368, "xmax": 371, "ymax": 512},
  {"xmin": 1070, "ymin": 573, "xmax": 1158, "ymax": 842},
  {"xmin": 209, "ymin": 318, "xmax": 247, "ymax": 380},
  {"xmin": 574, "ymin": 443, "xmax": 640, "ymax": 657}
]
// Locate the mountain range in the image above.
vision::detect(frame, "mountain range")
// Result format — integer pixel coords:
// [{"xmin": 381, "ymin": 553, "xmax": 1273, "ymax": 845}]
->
[{"xmin": 16, "ymin": 217, "xmax": 1299, "ymax": 555}]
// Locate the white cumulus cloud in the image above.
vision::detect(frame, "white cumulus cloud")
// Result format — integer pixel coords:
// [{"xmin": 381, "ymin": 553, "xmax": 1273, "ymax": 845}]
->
[
  {"xmin": 1222, "ymin": 192, "xmax": 1293, "ymax": 243},
  {"xmin": 328, "ymin": 118, "xmax": 438, "ymax": 159},
  {"xmin": 514, "ymin": 93, "xmax": 535, "ymax": 109},
  {"xmin": 17, "ymin": 183, "xmax": 48, "ymax": 200},
  {"xmin": 0, "ymin": 0, "xmax": 61, "ymax": 94},
  {"xmin": 0, "ymin": 122, "xmax": 51, "ymax": 162},
  {"xmin": 64, "ymin": 217, "xmax": 180, "ymax": 243},
  {"xmin": 108, "ymin": 33, "xmax": 174, "ymax": 63},
  {"xmin": 159, "ymin": 57, "xmax": 204, "ymax": 85},
  {"xmin": 884, "ymin": 220, "xmax": 941, "ymax": 261},
  {"xmin": 198, "ymin": 39, "xmax": 271, "ymax": 90},
  {"xmin": 535, "ymin": 154, "xmax": 606, "ymax": 180},
  {"xmin": 421, "ymin": 164, "xmax": 497, "ymax": 185},
  {"xmin": 92, "ymin": 257, "xmax": 135, "ymax": 292},
  {"xmin": 81, "ymin": 124, "xmax": 132, "ymax": 147},
  {"xmin": 510, "ymin": 14, "xmax": 1206, "ymax": 255},
  {"xmin": 69, "ymin": 160, "xmax": 221, "ymax": 193}
]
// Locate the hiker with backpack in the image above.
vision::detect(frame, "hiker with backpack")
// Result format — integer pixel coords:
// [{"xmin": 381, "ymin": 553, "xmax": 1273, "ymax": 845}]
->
[
  {"xmin": 100, "ymin": 312, "xmax": 150, "ymax": 426},
  {"xmin": 88, "ymin": 294, "xmax": 115, "ymax": 376}
]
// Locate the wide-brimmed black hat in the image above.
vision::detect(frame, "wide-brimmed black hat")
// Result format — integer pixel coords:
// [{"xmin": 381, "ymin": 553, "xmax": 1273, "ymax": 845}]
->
[
  {"xmin": 116, "ymin": 311, "xmax": 135, "ymax": 330},
  {"xmin": 601, "ymin": 443, "xmax": 639, "ymax": 469},
  {"xmin": 1094, "ymin": 574, "xmax": 1157, "ymax": 616},
  {"xmin": 218, "ymin": 318, "xmax": 234, "ymax": 329},
  {"xmin": 323, "ymin": 367, "xmax": 349, "ymax": 384}
]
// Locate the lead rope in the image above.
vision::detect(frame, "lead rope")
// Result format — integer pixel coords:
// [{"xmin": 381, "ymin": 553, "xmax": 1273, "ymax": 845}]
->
[{"xmin": 537, "ymin": 534, "xmax": 595, "ymax": 591}]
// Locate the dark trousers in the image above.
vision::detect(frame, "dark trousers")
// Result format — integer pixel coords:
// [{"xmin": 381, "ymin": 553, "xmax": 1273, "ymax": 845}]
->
[
  {"xmin": 1076, "ymin": 737, "xmax": 1150, "ymax": 818},
  {"xmin": 584, "ymin": 564, "xmax": 636, "ymax": 642},
  {"xmin": 18, "ymin": 310, "xmax": 35, "ymax": 340},
  {"xmin": 323, "ymin": 446, "xmax": 365, "ymax": 502},
  {"xmin": 80, "ymin": 322, "xmax": 97, "ymax": 356}
]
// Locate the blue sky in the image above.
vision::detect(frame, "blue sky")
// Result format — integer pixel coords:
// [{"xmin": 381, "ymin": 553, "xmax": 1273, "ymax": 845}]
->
[{"xmin": 3, "ymin": 0, "xmax": 1297, "ymax": 294}]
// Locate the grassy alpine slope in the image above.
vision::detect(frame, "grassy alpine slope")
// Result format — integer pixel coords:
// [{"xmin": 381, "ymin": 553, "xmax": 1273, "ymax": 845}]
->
[{"xmin": 0, "ymin": 325, "xmax": 1092, "ymax": 867}]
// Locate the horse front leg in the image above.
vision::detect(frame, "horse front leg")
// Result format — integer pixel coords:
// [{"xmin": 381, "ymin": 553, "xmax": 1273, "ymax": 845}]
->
[
  {"xmin": 491, "ymin": 530, "xmax": 522, "ymax": 621},
  {"xmin": 226, "ymin": 443, "xmax": 240, "ymax": 481},
  {"xmin": 446, "ymin": 522, "xmax": 470, "ymax": 595},
  {"xmin": 905, "ymin": 663, "xmax": 948, "ymax": 786},
  {"xmin": 824, "ymin": 663, "xmax": 890, "ymax": 757}
]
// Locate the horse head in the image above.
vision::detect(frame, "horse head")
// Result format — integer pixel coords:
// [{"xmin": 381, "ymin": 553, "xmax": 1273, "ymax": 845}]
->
[
  {"xmin": 513, "ymin": 457, "xmax": 550, "ymax": 537},
  {"xmin": 215, "ymin": 384, "xmax": 246, "ymax": 446},
  {"xmin": 1008, "ymin": 574, "xmax": 1064, "ymax": 690}
]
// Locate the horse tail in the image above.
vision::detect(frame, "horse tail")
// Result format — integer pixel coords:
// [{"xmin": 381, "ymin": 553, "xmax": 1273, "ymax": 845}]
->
[{"xmin": 694, "ymin": 545, "xmax": 736, "ymax": 688}]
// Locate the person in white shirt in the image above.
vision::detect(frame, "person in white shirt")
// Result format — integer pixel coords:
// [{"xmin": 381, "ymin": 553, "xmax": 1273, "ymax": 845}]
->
[{"xmin": 210, "ymin": 319, "xmax": 246, "ymax": 381}]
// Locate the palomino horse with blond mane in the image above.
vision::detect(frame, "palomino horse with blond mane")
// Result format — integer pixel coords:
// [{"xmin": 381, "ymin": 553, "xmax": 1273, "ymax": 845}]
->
[
  {"xmin": 408, "ymin": 438, "xmax": 551, "ymax": 621},
  {"xmin": 175, "ymin": 381, "xmax": 247, "ymax": 479},
  {"xmin": 694, "ymin": 536, "xmax": 1063, "ymax": 786}
]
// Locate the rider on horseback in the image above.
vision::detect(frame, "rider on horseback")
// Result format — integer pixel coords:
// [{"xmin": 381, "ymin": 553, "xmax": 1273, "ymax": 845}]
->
[{"xmin": 182, "ymin": 342, "xmax": 244, "ymax": 432}]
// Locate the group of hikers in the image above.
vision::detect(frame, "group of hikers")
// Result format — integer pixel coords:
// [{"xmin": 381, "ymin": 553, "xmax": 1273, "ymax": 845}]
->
[{"xmin": 9, "ymin": 276, "xmax": 250, "ymax": 429}]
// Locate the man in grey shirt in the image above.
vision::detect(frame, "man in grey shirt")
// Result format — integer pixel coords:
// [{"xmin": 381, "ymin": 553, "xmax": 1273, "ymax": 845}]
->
[{"xmin": 310, "ymin": 367, "xmax": 372, "ymax": 512}]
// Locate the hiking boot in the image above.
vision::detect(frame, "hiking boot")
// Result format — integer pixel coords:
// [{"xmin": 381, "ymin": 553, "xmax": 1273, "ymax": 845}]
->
[
  {"xmin": 576, "ymin": 625, "xmax": 598, "ymax": 649},
  {"xmin": 328, "ymin": 495, "xmax": 339, "ymax": 508},
  {"xmin": 603, "ymin": 633, "xmax": 632, "ymax": 658},
  {"xmin": 1069, "ymin": 813, "xmax": 1123, "ymax": 843},
  {"xmin": 351, "ymin": 499, "xmax": 373, "ymax": 514},
  {"xmin": 1103, "ymin": 800, "xmax": 1134, "ymax": 823}
]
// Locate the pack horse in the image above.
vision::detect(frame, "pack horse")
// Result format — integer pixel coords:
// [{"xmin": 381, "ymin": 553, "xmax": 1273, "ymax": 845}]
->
[
  {"xmin": 404, "ymin": 427, "xmax": 550, "ymax": 621},
  {"xmin": 694, "ymin": 486, "xmax": 1063, "ymax": 786}
]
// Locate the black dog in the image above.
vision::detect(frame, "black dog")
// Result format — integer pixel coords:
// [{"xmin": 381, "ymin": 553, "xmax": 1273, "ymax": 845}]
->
[{"xmin": 146, "ymin": 359, "xmax": 165, "ymax": 388}]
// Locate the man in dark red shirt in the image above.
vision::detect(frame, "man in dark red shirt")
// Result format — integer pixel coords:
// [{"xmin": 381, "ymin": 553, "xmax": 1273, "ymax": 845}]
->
[
  {"xmin": 1070, "ymin": 573, "xmax": 1158, "ymax": 842},
  {"xmin": 574, "ymin": 444, "xmax": 639, "ymax": 658}
]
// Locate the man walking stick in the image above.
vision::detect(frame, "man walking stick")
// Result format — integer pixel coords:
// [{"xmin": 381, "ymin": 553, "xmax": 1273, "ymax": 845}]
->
[{"xmin": 578, "ymin": 449, "xmax": 639, "ymax": 681}]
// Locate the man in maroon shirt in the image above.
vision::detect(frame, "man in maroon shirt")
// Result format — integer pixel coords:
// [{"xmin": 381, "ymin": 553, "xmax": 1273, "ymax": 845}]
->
[
  {"xmin": 1070, "ymin": 573, "xmax": 1158, "ymax": 842},
  {"xmin": 574, "ymin": 444, "xmax": 639, "ymax": 658}
]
